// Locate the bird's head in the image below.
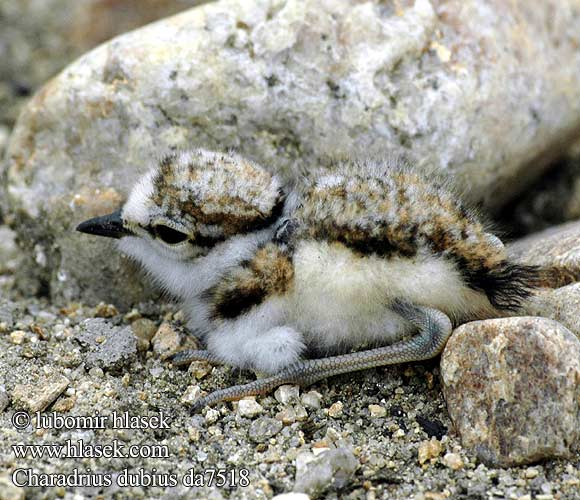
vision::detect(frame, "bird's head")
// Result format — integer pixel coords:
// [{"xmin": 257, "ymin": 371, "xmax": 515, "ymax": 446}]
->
[{"xmin": 77, "ymin": 149, "xmax": 284, "ymax": 265}]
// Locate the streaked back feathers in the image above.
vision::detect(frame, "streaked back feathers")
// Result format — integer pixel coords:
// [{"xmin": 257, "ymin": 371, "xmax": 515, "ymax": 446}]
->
[{"xmin": 289, "ymin": 157, "xmax": 539, "ymax": 311}]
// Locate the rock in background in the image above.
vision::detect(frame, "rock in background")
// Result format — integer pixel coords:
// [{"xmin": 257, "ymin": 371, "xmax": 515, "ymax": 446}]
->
[
  {"xmin": 3, "ymin": 0, "xmax": 580, "ymax": 306},
  {"xmin": 0, "ymin": 0, "xmax": 211, "ymax": 293},
  {"xmin": 502, "ymin": 138, "xmax": 580, "ymax": 236},
  {"xmin": 0, "ymin": 0, "xmax": 210, "ymax": 129}
]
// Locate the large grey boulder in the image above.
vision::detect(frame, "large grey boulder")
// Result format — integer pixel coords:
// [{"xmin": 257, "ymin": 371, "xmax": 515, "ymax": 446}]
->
[{"xmin": 3, "ymin": 0, "xmax": 580, "ymax": 306}]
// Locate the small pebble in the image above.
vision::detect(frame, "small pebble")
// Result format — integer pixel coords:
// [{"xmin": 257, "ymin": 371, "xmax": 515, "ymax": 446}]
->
[
  {"xmin": 237, "ymin": 398, "xmax": 264, "ymax": 418},
  {"xmin": 94, "ymin": 302, "xmax": 118, "ymax": 318},
  {"xmin": 328, "ymin": 401, "xmax": 343, "ymax": 418},
  {"xmin": 12, "ymin": 374, "xmax": 70, "ymax": 412},
  {"xmin": 275, "ymin": 384, "xmax": 300, "ymax": 404},
  {"xmin": 525, "ymin": 468, "xmax": 539, "ymax": 479},
  {"xmin": 124, "ymin": 308, "xmax": 142, "ymax": 322},
  {"xmin": 88, "ymin": 367, "xmax": 104, "ymax": 378},
  {"xmin": 418, "ymin": 438, "xmax": 443, "ymax": 465},
  {"xmin": 131, "ymin": 318, "xmax": 157, "ymax": 351},
  {"xmin": 325, "ymin": 427, "xmax": 341, "ymax": 442},
  {"xmin": 152, "ymin": 322, "xmax": 181, "ymax": 357},
  {"xmin": 442, "ymin": 452, "xmax": 464, "ymax": 470},
  {"xmin": 368, "ymin": 404, "xmax": 386, "ymax": 418},
  {"xmin": 149, "ymin": 366, "xmax": 164, "ymax": 377},
  {"xmin": 187, "ymin": 360, "xmax": 212, "ymax": 379},
  {"xmin": 187, "ymin": 427, "xmax": 200, "ymax": 442},
  {"xmin": 393, "ymin": 428, "xmax": 405, "ymax": 438},
  {"xmin": 312, "ymin": 440, "xmax": 330, "ymax": 450},
  {"xmin": 10, "ymin": 330, "xmax": 26, "ymax": 344},
  {"xmin": 301, "ymin": 390, "xmax": 322, "ymax": 409},
  {"xmin": 294, "ymin": 404, "xmax": 308, "ymax": 422},
  {"xmin": 276, "ymin": 407, "xmax": 297, "ymax": 424},
  {"xmin": 204, "ymin": 408, "xmax": 220, "ymax": 424},
  {"xmin": 294, "ymin": 447, "xmax": 358, "ymax": 495},
  {"xmin": 180, "ymin": 385, "xmax": 202, "ymax": 405},
  {"xmin": 30, "ymin": 324, "xmax": 48, "ymax": 340},
  {"xmin": 248, "ymin": 417, "xmax": 283, "ymax": 443},
  {"xmin": 52, "ymin": 396, "xmax": 76, "ymax": 412},
  {"xmin": 424, "ymin": 493, "xmax": 447, "ymax": 500}
]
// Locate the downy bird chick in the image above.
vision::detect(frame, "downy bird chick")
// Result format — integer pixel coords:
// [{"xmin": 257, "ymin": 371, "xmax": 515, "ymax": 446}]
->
[{"xmin": 77, "ymin": 150, "xmax": 540, "ymax": 411}]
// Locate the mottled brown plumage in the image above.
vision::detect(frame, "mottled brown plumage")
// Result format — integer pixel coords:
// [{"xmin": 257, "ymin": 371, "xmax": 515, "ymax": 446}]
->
[
  {"xmin": 205, "ymin": 243, "xmax": 294, "ymax": 320},
  {"xmin": 150, "ymin": 150, "xmax": 284, "ymax": 243}
]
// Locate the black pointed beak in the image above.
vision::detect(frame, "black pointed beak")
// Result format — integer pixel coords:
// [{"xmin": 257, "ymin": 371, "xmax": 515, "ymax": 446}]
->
[{"xmin": 76, "ymin": 209, "xmax": 131, "ymax": 239}]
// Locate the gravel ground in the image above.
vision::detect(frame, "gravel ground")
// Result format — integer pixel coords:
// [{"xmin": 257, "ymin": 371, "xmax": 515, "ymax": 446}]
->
[{"xmin": 0, "ymin": 235, "xmax": 579, "ymax": 500}]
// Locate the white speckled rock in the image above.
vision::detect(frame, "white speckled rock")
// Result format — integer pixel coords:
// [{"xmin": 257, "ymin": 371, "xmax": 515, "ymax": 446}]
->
[
  {"xmin": 293, "ymin": 448, "xmax": 358, "ymax": 495},
  {"xmin": 237, "ymin": 398, "xmax": 264, "ymax": 418},
  {"xmin": 441, "ymin": 317, "xmax": 580, "ymax": 467},
  {"xmin": 3, "ymin": 0, "xmax": 580, "ymax": 305}
]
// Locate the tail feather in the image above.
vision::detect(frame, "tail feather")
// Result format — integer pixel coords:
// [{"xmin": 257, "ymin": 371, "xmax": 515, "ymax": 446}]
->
[{"xmin": 465, "ymin": 262, "xmax": 542, "ymax": 312}]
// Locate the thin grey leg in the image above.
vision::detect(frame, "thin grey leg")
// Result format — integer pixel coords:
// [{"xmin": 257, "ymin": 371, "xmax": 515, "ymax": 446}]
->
[
  {"xmin": 190, "ymin": 302, "xmax": 452, "ymax": 412},
  {"xmin": 167, "ymin": 349, "xmax": 224, "ymax": 366}
]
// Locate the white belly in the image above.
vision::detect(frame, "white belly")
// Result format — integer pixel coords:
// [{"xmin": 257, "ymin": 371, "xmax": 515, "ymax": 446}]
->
[{"xmin": 289, "ymin": 240, "xmax": 488, "ymax": 352}]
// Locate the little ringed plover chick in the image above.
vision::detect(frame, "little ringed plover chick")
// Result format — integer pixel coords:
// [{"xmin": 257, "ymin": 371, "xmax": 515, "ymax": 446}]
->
[{"xmin": 77, "ymin": 149, "xmax": 540, "ymax": 411}]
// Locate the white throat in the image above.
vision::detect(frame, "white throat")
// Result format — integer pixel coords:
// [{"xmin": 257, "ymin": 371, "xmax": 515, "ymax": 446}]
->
[{"xmin": 116, "ymin": 227, "xmax": 275, "ymax": 301}]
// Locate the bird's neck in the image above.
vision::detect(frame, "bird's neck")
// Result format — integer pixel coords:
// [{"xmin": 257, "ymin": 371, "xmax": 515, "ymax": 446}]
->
[
  {"xmin": 184, "ymin": 229, "xmax": 276, "ymax": 299},
  {"xmin": 122, "ymin": 228, "xmax": 276, "ymax": 302}
]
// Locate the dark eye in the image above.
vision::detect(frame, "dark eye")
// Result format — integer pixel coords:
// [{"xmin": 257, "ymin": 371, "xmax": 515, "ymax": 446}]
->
[{"xmin": 153, "ymin": 224, "xmax": 188, "ymax": 244}]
